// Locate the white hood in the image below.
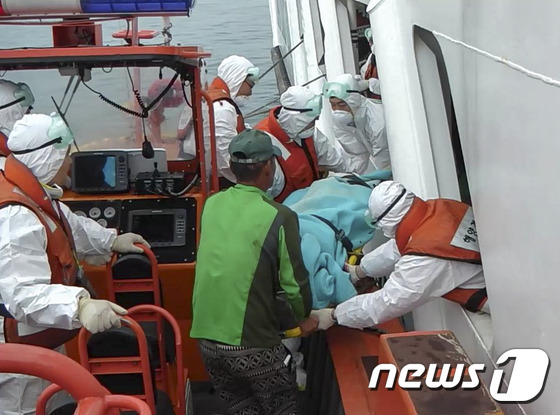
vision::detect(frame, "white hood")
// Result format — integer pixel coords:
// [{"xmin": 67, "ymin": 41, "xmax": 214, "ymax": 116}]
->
[
  {"xmin": 217, "ymin": 55, "xmax": 255, "ymax": 99},
  {"xmin": 8, "ymin": 113, "xmax": 68, "ymax": 184},
  {"xmin": 332, "ymin": 73, "xmax": 367, "ymax": 117},
  {"xmin": 0, "ymin": 80, "xmax": 29, "ymax": 136},
  {"xmin": 368, "ymin": 181, "xmax": 415, "ymax": 238},
  {"xmin": 278, "ymin": 86, "xmax": 318, "ymax": 140}
]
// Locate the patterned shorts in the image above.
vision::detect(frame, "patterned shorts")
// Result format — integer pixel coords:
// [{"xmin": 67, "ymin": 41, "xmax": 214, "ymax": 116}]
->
[{"xmin": 198, "ymin": 339, "xmax": 300, "ymax": 415}]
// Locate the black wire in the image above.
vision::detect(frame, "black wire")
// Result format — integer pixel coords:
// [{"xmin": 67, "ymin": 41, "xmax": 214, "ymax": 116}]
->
[
  {"xmin": 141, "ymin": 117, "xmax": 149, "ymax": 143},
  {"xmin": 81, "ymin": 79, "xmax": 146, "ymax": 118},
  {"xmin": 144, "ymin": 72, "xmax": 180, "ymax": 112},
  {"xmin": 125, "ymin": 66, "xmax": 148, "ymax": 112},
  {"xmin": 181, "ymin": 81, "xmax": 192, "ymax": 109}
]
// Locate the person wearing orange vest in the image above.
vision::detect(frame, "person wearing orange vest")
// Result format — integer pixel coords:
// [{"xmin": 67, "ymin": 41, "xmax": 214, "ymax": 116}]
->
[
  {"xmin": 254, "ymin": 86, "xmax": 351, "ymax": 202},
  {"xmin": 179, "ymin": 55, "xmax": 259, "ymax": 185},
  {"xmin": 360, "ymin": 28, "xmax": 382, "ymax": 101},
  {"xmin": 310, "ymin": 181, "xmax": 487, "ymax": 330},
  {"xmin": 0, "ymin": 113, "xmax": 150, "ymax": 415},
  {"xmin": 145, "ymin": 77, "xmax": 184, "ymax": 144},
  {"xmin": 0, "ymin": 79, "xmax": 35, "ymax": 157}
]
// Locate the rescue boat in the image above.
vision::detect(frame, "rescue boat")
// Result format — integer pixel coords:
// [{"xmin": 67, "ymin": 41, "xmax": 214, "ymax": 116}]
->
[{"xmin": 0, "ymin": 0, "xmax": 541, "ymax": 414}]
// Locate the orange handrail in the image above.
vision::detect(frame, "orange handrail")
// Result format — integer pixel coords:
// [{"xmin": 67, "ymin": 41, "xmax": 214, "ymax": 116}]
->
[
  {"xmin": 128, "ymin": 303, "xmax": 187, "ymax": 415},
  {"xmin": 0, "ymin": 343, "xmax": 108, "ymax": 398},
  {"xmin": 0, "ymin": 343, "xmax": 152, "ymax": 415},
  {"xmin": 105, "ymin": 243, "xmax": 161, "ymax": 306},
  {"xmin": 78, "ymin": 317, "xmax": 156, "ymax": 413},
  {"xmin": 199, "ymin": 89, "xmax": 219, "ymax": 194}
]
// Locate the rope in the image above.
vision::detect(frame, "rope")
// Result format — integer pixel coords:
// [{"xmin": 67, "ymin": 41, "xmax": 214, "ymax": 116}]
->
[{"xmin": 432, "ymin": 30, "xmax": 560, "ymax": 88}]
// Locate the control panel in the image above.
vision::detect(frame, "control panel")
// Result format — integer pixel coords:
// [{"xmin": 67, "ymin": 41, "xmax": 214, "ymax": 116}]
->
[
  {"xmin": 67, "ymin": 200, "xmax": 122, "ymax": 229},
  {"xmin": 64, "ymin": 197, "xmax": 197, "ymax": 264}
]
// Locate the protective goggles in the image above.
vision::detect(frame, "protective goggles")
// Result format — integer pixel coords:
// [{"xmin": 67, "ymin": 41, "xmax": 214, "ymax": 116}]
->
[
  {"xmin": 283, "ymin": 94, "xmax": 323, "ymax": 118},
  {"xmin": 11, "ymin": 112, "xmax": 74, "ymax": 155},
  {"xmin": 364, "ymin": 188, "xmax": 407, "ymax": 228},
  {"xmin": 322, "ymin": 81, "xmax": 360, "ymax": 101},
  {"xmin": 245, "ymin": 67, "xmax": 260, "ymax": 87},
  {"xmin": 0, "ymin": 82, "xmax": 35, "ymax": 111}
]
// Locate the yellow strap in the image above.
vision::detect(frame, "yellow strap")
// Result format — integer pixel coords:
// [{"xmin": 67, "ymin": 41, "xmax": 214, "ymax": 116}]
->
[{"xmin": 283, "ymin": 327, "xmax": 302, "ymax": 338}]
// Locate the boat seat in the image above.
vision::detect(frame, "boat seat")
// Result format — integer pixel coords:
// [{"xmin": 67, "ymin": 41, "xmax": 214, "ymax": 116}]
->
[
  {"xmin": 111, "ymin": 253, "xmax": 176, "ymax": 365},
  {"xmin": 46, "ymin": 391, "xmax": 77, "ymax": 415},
  {"xmin": 50, "ymin": 326, "xmax": 174, "ymax": 415},
  {"xmin": 87, "ymin": 326, "xmax": 173, "ymax": 415},
  {"xmin": 47, "ymin": 390, "xmax": 173, "ymax": 415}
]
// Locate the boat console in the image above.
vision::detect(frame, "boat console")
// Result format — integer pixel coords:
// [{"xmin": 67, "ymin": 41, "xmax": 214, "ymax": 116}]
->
[
  {"xmin": 64, "ymin": 194, "xmax": 198, "ymax": 264},
  {"xmin": 66, "ymin": 148, "xmax": 199, "ymax": 264}
]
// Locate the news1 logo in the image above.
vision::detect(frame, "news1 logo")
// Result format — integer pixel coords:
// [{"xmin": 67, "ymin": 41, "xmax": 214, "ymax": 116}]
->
[{"xmin": 369, "ymin": 349, "xmax": 549, "ymax": 402}]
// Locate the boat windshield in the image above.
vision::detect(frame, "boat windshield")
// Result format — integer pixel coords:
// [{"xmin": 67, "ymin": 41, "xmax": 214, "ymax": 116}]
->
[{"xmin": 3, "ymin": 66, "xmax": 192, "ymax": 160}]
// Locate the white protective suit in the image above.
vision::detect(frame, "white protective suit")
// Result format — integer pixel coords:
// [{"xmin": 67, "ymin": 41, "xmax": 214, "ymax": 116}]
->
[
  {"xmin": 329, "ymin": 74, "xmax": 390, "ymax": 173},
  {"xmin": 334, "ymin": 181, "xmax": 485, "ymax": 329},
  {"xmin": 360, "ymin": 29, "xmax": 375, "ymax": 79},
  {"xmin": 180, "ymin": 56, "xmax": 256, "ymax": 180},
  {"xmin": 267, "ymin": 86, "xmax": 350, "ymax": 198},
  {"xmin": 0, "ymin": 114, "xmax": 117, "ymax": 415},
  {"xmin": 0, "ymin": 80, "xmax": 32, "ymax": 137},
  {"xmin": 213, "ymin": 55, "xmax": 256, "ymax": 182}
]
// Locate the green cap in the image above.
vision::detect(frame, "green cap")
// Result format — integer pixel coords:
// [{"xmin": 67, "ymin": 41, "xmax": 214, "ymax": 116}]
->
[{"xmin": 229, "ymin": 129, "xmax": 281, "ymax": 164}]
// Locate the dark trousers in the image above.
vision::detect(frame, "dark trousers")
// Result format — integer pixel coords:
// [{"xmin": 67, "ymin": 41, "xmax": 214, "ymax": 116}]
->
[{"xmin": 198, "ymin": 339, "xmax": 300, "ymax": 415}]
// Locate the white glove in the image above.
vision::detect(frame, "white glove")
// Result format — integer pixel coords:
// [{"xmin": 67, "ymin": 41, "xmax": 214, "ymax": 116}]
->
[
  {"xmin": 368, "ymin": 78, "xmax": 381, "ymax": 95},
  {"xmin": 112, "ymin": 233, "xmax": 150, "ymax": 254},
  {"xmin": 83, "ymin": 254, "xmax": 112, "ymax": 267},
  {"xmin": 345, "ymin": 263, "xmax": 367, "ymax": 285},
  {"xmin": 78, "ymin": 298, "xmax": 127, "ymax": 334},
  {"xmin": 310, "ymin": 308, "xmax": 336, "ymax": 330}
]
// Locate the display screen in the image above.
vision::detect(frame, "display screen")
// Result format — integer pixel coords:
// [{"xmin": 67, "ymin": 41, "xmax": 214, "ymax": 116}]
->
[
  {"xmin": 74, "ymin": 155, "xmax": 116, "ymax": 189},
  {"xmin": 131, "ymin": 214, "xmax": 174, "ymax": 243}
]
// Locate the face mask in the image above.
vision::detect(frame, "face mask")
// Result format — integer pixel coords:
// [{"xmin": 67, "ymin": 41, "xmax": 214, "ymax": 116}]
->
[
  {"xmin": 332, "ymin": 110, "xmax": 354, "ymax": 128},
  {"xmin": 297, "ymin": 127, "xmax": 314, "ymax": 139},
  {"xmin": 234, "ymin": 95, "xmax": 250, "ymax": 108}
]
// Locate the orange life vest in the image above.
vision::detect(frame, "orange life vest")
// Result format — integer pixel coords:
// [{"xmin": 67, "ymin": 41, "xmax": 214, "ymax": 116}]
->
[
  {"xmin": 364, "ymin": 54, "xmax": 382, "ymax": 100},
  {"xmin": 206, "ymin": 77, "xmax": 245, "ymax": 133},
  {"xmin": 395, "ymin": 197, "xmax": 487, "ymax": 312},
  {"xmin": 147, "ymin": 78, "xmax": 184, "ymax": 130},
  {"xmin": 0, "ymin": 155, "xmax": 81, "ymax": 348},
  {"xmin": 254, "ymin": 107, "xmax": 320, "ymax": 202},
  {"xmin": 0, "ymin": 131, "xmax": 10, "ymax": 156}
]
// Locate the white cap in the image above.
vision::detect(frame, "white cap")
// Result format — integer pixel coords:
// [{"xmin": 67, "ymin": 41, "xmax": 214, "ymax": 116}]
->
[
  {"xmin": 8, "ymin": 114, "xmax": 68, "ymax": 184},
  {"xmin": 368, "ymin": 181, "xmax": 415, "ymax": 238},
  {"xmin": 217, "ymin": 55, "xmax": 256, "ymax": 99}
]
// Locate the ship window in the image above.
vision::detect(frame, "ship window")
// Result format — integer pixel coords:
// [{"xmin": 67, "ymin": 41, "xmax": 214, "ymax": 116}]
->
[{"xmin": 413, "ymin": 26, "xmax": 472, "ymax": 205}]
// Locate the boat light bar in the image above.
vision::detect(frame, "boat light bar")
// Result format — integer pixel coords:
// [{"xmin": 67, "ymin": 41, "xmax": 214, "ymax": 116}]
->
[{"xmin": 0, "ymin": 0, "xmax": 194, "ymax": 16}]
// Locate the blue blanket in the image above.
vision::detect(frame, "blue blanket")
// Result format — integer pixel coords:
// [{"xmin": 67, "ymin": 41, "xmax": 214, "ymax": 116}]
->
[{"xmin": 283, "ymin": 171, "xmax": 391, "ymax": 308}]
